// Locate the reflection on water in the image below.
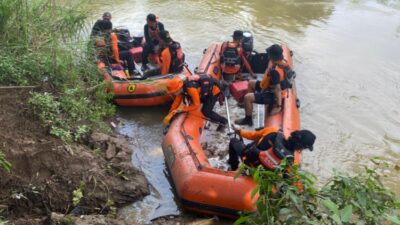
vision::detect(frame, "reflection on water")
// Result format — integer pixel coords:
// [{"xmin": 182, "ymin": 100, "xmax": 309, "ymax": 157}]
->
[
  {"xmin": 116, "ymin": 107, "xmax": 180, "ymax": 224},
  {"xmin": 91, "ymin": 0, "xmax": 400, "ymax": 221}
]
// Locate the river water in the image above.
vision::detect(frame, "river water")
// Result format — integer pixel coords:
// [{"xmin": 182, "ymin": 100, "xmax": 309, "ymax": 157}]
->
[{"xmin": 90, "ymin": 0, "xmax": 400, "ymax": 223}]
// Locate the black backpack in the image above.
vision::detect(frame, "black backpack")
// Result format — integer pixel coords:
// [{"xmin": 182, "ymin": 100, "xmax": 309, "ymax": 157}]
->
[
  {"xmin": 198, "ymin": 75, "xmax": 221, "ymax": 101},
  {"xmin": 183, "ymin": 75, "xmax": 220, "ymax": 101},
  {"xmin": 222, "ymin": 43, "xmax": 241, "ymax": 67},
  {"xmin": 169, "ymin": 41, "xmax": 185, "ymax": 73}
]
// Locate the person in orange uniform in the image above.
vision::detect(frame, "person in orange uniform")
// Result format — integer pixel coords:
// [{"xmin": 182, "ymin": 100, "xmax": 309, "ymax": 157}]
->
[
  {"xmin": 220, "ymin": 30, "xmax": 255, "ymax": 82},
  {"xmin": 228, "ymin": 126, "xmax": 316, "ymax": 170},
  {"xmin": 157, "ymin": 30, "xmax": 185, "ymax": 75},
  {"xmin": 96, "ymin": 20, "xmax": 138, "ymax": 76},
  {"xmin": 165, "ymin": 76, "xmax": 228, "ymax": 131},
  {"xmin": 235, "ymin": 44, "xmax": 291, "ymax": 126}
]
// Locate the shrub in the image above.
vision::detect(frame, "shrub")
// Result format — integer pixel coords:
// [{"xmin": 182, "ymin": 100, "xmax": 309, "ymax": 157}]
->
[{"xmin": 235, "ymin": 159, "xmax": 400, "ymax": 225}]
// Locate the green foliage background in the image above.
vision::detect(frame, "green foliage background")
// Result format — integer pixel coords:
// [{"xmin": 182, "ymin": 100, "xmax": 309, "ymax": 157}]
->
[
  {"xmin": 0, "ymin": 0, "xmax": 115, "ymax": 142},
  {"xmin": 235, "ymin": 159, "xmax": 400, "ymax": 225}
]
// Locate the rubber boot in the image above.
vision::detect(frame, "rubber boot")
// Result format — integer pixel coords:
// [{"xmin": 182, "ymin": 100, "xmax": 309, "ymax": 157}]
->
[{"xmin": 234, "ymin": 116, "xmax": 253, "ymax": 126}]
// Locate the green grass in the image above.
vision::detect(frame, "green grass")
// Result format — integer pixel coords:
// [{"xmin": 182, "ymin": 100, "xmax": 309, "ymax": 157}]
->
[{"xmin": 0, "ymin": 0, "xmax": 115, "ymax": 142}]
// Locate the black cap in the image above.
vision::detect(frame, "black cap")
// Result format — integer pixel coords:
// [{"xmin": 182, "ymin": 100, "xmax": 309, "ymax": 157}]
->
[
  {"xmin": 159, "ymin": 30, "xmax": 172, "ymax": 42},
  {"xmin": 147, "ymin": 13, "xmax": 157, "ymax": 22},
  {"xmin": 102, "ymin": 12, "xmax": 111, "ymax": 19},
  {"xmin": 98, "ymin": 20, "xmax": 112, "ymax": 31},
  {"xmin": 294, "ymin": 130, "xmax": 316, "ymax": 151},
  {"xmin": 266, "ymin": 44, "xmax": 284, "ymax": 61},
  {"xmin": 232, "ymin": 30, "xmax": 243, "ymax": 40}
]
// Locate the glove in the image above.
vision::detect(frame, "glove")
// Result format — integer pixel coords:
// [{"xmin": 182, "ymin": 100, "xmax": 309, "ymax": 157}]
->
[
  {"xmin": 163, "ymin": 114, "xmax": 172, "ymax": 125},
  {"xmin": 232, "ymin": 125, "xmax": 241, "ymax": 134}
]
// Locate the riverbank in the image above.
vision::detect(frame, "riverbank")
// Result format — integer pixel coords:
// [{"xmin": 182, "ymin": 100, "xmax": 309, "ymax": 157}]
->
[{"xmin": 0, "ymin": 88, "xmax": 149, "ymax": 224}]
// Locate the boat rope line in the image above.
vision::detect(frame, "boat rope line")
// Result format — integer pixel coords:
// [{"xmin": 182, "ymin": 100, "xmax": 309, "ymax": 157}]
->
[
  {"xmin": 113, "ymin": 92, "xmax": 165, "ymax": 99},
  {"xmin": 180, "ymin": 116, "xmax": 204, "ymax": 169}
]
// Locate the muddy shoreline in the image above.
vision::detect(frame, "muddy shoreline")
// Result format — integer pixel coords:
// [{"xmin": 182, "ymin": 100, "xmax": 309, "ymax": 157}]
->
[{"xmin": 0, "ymin": 88, "xmax": 152, "ymax": 224}]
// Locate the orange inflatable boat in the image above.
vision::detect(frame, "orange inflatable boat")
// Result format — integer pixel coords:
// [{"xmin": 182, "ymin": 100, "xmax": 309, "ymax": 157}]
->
[
  {"xmin": 99, "ymin": 62, "xmax": 192, "ymax": 107},
  {"xmin": 162, "ymin": 45, "xmax": 300, "ymax": 218}
]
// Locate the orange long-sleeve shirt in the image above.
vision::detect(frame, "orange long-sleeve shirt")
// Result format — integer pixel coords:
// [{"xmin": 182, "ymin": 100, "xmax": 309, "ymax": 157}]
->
[
  {"xmin": 260, "ymin": 61, "xmax": 289, "ymax": 91},
  {"xmin": 160, "ymin": 47, "xmax": 172, "ymax": 75},
  {"xmin": 110, "ymin": 32, "xmax": 120, "ymax": 64},
  {"xmin": 239, "ymin": 127, "xmax": 279, "ymax": 144},
  {"xmin": 169, "ymin": 87, "xmax": 201, "ymax": 113}
]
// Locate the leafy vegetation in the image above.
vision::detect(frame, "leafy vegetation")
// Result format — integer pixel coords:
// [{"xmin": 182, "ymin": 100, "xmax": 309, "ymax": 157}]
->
[
  {"xmin": 0, "ymin": 0, "xmax": 115, "ymax": 141},
  {"xmin": 235, "ymin": 159, "xmax": 400, "ymax": 225},
  {"xmin": 72, "ymin": 182, "xmax": 85, "ymax": 207},
  {"xmin": 0, "ymin": 150, "xmax": 11, "ymax": 172}
]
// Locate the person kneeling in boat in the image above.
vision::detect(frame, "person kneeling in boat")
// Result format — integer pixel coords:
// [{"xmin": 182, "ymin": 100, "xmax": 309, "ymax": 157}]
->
[
  {"xmin": 164, "ymin": 76, "xmax": 228, "ymax": 131},
  {"xmin": 235, "ymin": 44, "xmax": 293, "ymax": 126},
  {"xmin": 95, "ymin": 20, "xmax": 139, "ymax": 76},
  {"xmin": 228, "ymin": 126, "xmax": 316, "ymax": 171},
  {"xmin": 220, "ymin": 30, "xmax": 255, "ymax": 82},
  {"xmin": 152, "ymin": 30, "xmax": 185, "ymax": 76}
]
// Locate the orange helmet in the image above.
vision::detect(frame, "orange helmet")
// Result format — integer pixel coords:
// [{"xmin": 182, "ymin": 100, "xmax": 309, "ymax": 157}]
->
[{"xmin": 167, "ymin": 77, "xmax": 183, "ymax": 94}]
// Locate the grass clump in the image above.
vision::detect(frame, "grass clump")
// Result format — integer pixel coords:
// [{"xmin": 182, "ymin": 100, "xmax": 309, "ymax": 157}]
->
[{"xmin": 0, "ymin": 0, "xmax": 115, "ymax": 141}]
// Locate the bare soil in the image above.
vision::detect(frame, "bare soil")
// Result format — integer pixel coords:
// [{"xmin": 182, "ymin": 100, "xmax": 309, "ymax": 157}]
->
[{"xmin": 0, "ymin": 88, "xmax": 149, "ymax": 224}]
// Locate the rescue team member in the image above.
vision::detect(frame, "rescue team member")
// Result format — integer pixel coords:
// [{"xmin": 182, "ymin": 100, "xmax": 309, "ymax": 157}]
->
[
  {"xmin": 156, "ymin": 30, "xmax": 185, "ymax": 75},
  {"xmin": 141, "ymin": 13, "xmax": 165, "ymax": 71},
  {"xmin": 90, "ymin": 12, "xmax": 112, "ymax": 39},
  {"xmin": 220, "ymin": 30, "xmax": 255, "ymax": 82},
  {"xmin": 235, "ymin": 44, "xmax": 290, "ymax": 126},
  {"xmin": 228, "ymin": 126, "xmax": 316, "ymax": 170},
  {"xmin": 95, "ymin": 20, "xmax": 138, "ymax": 76},
  {"xmin": 164, "ymin": 76, "xmax": 228, "ymax": 131}
]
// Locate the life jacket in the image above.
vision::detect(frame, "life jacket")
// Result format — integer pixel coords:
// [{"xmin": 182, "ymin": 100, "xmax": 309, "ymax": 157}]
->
[
  {"xmin": 183, "ymin": 75, "xmax": 221, "ymax": 101},
  {"xmin": 258, "ymin": 131, "xmax": 294, "ymax": 170},
  {"xmin": 221, "ymin": 42, "xmax": 242, "ymax": 73},
  {"xmin": 168, "ymin": 41, "xmax": 185, "ymax": 73},
  {"xmin": 274, "ymin": 63, "xmax": 296, "ymax": 90},
  {"xmin": 113, "ymin": 28, "xmax": 132, "ymax": 50},
  {"xmin": 148, "ymin": 23, "xmax": 160, "ymax": 42},
  {"xmin": 263, "ymin": 62, "xmax": 296, "ymax": 91}
]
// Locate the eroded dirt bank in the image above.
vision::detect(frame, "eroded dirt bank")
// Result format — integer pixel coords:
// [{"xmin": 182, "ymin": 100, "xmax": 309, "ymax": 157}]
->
[{"xmin": 0, "ymin": 88, "xmax": 149, "ymax": 224}]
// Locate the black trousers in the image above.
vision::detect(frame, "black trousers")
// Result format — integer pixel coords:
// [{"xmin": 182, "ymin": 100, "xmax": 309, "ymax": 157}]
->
[
  {"xmin": 119, "ymin": 50, "xmax": 136, "ymax": 74},
  {"xmin": 141, "ymin": 42, "xmax": 155, "ymax": 66},
  {"xmin": 228, "ymin": 138, "xmax": 261, "ymax": 170},
  {"xmin": 228, "ymin": 138, "xmax": 246, "ymax": 170},
  {"xmin": 201, "ymin": 94, "xmax": 228, "ymax": 125}
]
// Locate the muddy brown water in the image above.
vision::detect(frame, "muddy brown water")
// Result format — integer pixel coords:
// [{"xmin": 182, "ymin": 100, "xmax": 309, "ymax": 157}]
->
[{"xmin": 90, "ymin": 0, "xmax": 400, "ymax": 223}]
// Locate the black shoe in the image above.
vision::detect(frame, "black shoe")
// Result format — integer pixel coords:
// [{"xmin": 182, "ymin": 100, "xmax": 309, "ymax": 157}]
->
[
  {"xmin": 234, "ymin": 117, "xmax": 253, "ymax": 126},
  {"xmin": 216, "ymin": 124, "xmax": 226, "ymax": 132},
  {"xmin": 141, "ymin": 64, "xmax": 148, "ymax": 72}
]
